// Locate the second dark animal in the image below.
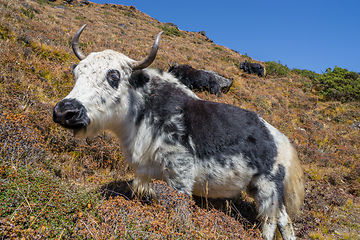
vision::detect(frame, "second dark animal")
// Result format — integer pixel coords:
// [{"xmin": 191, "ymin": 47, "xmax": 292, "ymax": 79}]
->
[
  {"xmin": 239, "ymin": 60, "xmax": 266, "ymax": 77},
  {"xmin": 168, "ymin": 64, "xmax": 221, "ymax": 96}
]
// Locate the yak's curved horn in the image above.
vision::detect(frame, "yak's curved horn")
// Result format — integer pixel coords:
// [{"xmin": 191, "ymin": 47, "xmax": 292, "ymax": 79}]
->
[
  {"xmin": 72, "ymin": 24, "xmax": 87, "ymax": 60},
  {"xmin": 132, "ymin": 31, "xmax": 164, "ymax": 70}
]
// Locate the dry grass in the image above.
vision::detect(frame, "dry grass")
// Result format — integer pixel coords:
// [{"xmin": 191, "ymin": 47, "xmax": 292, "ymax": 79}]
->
[
  {"xmin": 0, "ymin": 0, "xmax": 359, "ymax": 239},
  {"xmin": 78, "ymin": 180, "xmax": 262, "ymax": 239}
]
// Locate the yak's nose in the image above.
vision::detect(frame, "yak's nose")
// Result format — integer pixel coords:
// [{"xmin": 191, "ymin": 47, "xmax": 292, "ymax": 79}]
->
[{"xmin": 53, "ymin": 99, "xmax": 90, "ymax": 129}]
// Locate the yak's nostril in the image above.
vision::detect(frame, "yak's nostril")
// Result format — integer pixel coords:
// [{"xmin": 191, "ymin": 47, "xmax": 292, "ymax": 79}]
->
[{"xmin": 65, "ymin": 111, "xmax": 77, "ymax": 121}]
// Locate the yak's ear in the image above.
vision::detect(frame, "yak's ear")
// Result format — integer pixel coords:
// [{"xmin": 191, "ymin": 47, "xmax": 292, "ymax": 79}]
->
[{"xmin": 129, "ymin": 70, "xmax": 150, "ymax": 89}]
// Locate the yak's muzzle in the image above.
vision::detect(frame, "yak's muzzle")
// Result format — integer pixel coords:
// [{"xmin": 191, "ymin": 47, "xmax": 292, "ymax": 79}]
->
[{"xmin": 53, "ymin": 98, "xmax": 90, "ymax": 130}]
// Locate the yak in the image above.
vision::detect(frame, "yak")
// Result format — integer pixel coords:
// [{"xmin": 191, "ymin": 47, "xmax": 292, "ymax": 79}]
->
[
  {"xmin": 168, "ymin": 64, "xmax": 221, "ymax": 96},
  {"xmin": 239, "ymin": 60, "xmax": 266, "ymax": 77},
  {"xmin": 53, "ymin": 25, "xmax": 304, "ymax": 240}
]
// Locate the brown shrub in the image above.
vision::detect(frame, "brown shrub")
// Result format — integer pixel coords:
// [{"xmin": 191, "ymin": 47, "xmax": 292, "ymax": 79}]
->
[
  {"xmin": 0, "ymin": 112, "xmax": 45, "ymax": 166},
  {"xmin": 78, "ymin": 180, "xmax": 263, "ymax": 239}
]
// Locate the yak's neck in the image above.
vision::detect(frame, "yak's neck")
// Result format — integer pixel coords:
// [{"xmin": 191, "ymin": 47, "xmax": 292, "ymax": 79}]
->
[
  {"xmin": 113, "ymin": 88, "xmax": 149, "ymax": 160},
  {"xmin": 111, "ymin": 72, "xmax": 199, "ymax": 162}
]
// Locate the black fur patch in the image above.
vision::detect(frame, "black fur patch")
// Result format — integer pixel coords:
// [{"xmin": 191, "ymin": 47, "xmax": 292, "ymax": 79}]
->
[
  {"xmin": 270, "ymin": 164, "xmax": 286, "ymax": 206},
  {"xmin": 127, "ymin": 80, "xmax": 191, "ymax": 147},
  {"xmin": 127, "ymin": 90, "xmax": 145, "ymax": 126},
  {"xmin": 129, "ymin": 70, "xmax": 150, "ymax": 89},
  {"xmin": 183, "ymin": 100, "xmax": 277, "ymax": 176}
]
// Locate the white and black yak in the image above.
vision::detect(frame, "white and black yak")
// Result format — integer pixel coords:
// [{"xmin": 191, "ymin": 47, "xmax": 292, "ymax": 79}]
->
[{"xmin": 53, "ymin": 25, "xmax": 304, "ymax": 240}]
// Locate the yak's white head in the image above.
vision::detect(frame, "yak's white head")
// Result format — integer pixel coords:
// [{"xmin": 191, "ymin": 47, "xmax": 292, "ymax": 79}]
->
[{"xmin": 53, "ymin": 25, "xmax": 163, "ymax": 137}]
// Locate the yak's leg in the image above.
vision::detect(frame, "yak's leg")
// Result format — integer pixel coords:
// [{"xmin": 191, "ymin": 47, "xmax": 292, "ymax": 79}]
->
[
  {"xmin": 249, "ymin": 171, "xmax": 296, "ymax": 240},
  {"xmin": 262, "ymin": 216, "xmax": 277, "ymax": 240},
  {"xmin": 163, "ymin": 151, "xmax": 195, "ymax": 208},
  {"xmin": 162, "ymin": 153, "xmax": 195, "ymax": 196},
  {"xmin": 248, "ymin": 174, "xmax": 280, "ymax": 240},
  {"xmin": 161, "ymin": 153, "xmax": 194, "ymax": 220},
  {"xmin": 277, "ymin": 205, "xmax": 296, "ymax": 240}
]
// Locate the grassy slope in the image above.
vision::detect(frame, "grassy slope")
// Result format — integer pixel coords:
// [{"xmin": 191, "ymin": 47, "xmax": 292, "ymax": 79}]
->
[{"xmin": 0, "ymin": 0, "xmax": 359, "ymax": 239}]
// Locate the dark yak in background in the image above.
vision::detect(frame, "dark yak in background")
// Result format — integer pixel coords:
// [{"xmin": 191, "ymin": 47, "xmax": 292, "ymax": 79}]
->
[
  {"xmin": 168, "ymin": 64, "xmax": 222, "ymax": 96},
  {"xmin": 239, "ymin": 60, "xmax": 266, "ymax": 77},
  {"xmin": 202, "ymin": 70, "xmax": 233, "ymax": 94}
]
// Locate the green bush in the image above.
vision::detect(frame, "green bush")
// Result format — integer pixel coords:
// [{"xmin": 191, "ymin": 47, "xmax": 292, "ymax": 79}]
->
[
  {"xmin": 160, "ymin": 25, "xmax": 183, "ymax": 37},
  {"xmin": 292, "ymin": 68, "xmax": 320, "ymax": 82},
  {"xmin": 265, "ymin": 61, "xmax": 290, "ymax": 77},
  {"xmin": 315, "ymin": 66, "xmax": 360, "ymax": 102}
]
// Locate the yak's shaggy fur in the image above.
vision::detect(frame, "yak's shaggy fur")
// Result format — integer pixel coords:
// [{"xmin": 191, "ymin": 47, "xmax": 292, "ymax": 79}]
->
[
  {"xmin": 168, "ymin": 64, "xmax": 222, "ymax": 96},
  {"xmin": 53, "ymin": 30, "xmax": 304, "ymax": 240},
  {"xmin": 239, "ymin": 60, "xmax": 266, "ymax": 77}
]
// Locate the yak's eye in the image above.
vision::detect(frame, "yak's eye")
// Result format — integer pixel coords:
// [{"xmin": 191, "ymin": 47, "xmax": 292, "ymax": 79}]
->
[{"xmin": 106, "ymin": 69, "xmax": 121, "ymax": 89}]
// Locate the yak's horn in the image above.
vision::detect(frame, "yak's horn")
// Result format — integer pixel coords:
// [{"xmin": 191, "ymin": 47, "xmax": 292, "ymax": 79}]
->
[
  {"xmin": 72, "ymin": 24, "xmax": 87, "ymax": 60},
  {"xmin": 133, "ymin": 31, "xmax": 163, "ymax": 70}
]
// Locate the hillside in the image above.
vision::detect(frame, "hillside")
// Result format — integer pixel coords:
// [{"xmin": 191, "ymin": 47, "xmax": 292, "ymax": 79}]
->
[{"xmin": 0, "ymin": 0, "xmax": 359, "ymax": 239}]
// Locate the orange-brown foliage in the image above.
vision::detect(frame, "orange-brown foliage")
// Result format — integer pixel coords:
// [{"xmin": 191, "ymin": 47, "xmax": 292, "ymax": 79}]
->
[{"xmin": 78, "ymin": 180, "xmax": 262, "ymax": 239}]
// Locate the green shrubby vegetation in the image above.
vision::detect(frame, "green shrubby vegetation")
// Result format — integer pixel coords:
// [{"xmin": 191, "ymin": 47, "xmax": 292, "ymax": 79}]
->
[
  {"xmin": 159, "ymin": 25, "xmax": 183, "ymax": 37},
  {"xmin": 315, "ymin": 67, "xmax": 360, "ymax": 102},
  {"xmin": 266, "ymin": 61, "xmax": 359, "ymax": 102},
  {"xmin": 265, "ymin": 60, "xmax": 290, "ymax": 77},
  {"xmin": 292, "ymin": 68, "xmax": 320, "ymax": 82}
]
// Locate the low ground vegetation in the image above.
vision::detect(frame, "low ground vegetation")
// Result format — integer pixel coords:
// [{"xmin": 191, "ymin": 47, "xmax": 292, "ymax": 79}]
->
[{"xmin": 1, "ymin": 0, "xmax": 359, "ymax": 239}]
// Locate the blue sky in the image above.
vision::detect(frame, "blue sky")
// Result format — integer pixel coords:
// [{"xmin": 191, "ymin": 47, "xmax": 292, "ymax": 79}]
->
[{"xmin": 91, "ymin": 0, "xmax": 359, "ymax": 74}]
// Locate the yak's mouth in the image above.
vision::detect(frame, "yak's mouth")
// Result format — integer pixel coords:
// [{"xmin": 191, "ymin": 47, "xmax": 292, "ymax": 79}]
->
[
  {"xmin": 58, "ymin": 121, "xmax": 89, "ymax": 130},
  {"xmin": 53, "ymin": 98, "xmax": 90, "ymax": 132}
]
